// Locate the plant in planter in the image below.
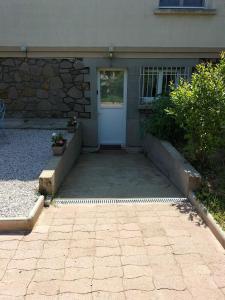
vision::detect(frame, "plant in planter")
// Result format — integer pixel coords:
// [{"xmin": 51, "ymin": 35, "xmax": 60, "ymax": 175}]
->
[
  {"xmin": 67, "ymin": 116, "xmax": 78, "ymax": 133},
  {"xmin": 51, "ymin": 132, "xmax": 67, "ymax": 156}
]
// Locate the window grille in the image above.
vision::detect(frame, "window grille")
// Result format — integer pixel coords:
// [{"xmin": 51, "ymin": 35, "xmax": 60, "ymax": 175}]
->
[{"xmin": 139, "ymin": 66, "xmax": 190, "ymax": 104}]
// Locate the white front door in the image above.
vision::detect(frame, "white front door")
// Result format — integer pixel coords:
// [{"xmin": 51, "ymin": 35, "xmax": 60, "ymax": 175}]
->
[{"xmin": 98, "ymin": 69, "xmax": 127, "ymax": 146}]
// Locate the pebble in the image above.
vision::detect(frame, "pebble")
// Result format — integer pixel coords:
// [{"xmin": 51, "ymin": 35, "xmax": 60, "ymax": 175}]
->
[{"xmin": 0, "ymin": 129, "xmax": 62, "ymax": 217}]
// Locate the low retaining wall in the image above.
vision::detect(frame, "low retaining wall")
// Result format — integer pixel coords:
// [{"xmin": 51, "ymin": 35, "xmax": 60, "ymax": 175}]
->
[
  {"xmin": 143, "ymin": 134, "xmax": 201, "ymax": 196},
  {"xmin": 0, "ymin": 196, "xmax": 44, "ymax": 232},
  {"xmin": 189, "ymin": 192, "xmax": 225, "ymax": 249},
  {"xmin": 39, "ymin": 124, "xmax": 82, "ymax": 196}
]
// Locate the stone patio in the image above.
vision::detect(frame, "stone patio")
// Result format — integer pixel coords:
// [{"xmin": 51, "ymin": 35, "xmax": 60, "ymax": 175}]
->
[{"xmin": 0, "ymin": 202, "xmax": 224, "ymax": 299}]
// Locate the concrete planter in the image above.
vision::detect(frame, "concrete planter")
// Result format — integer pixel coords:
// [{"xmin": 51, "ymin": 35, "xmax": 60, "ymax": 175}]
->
[
  {"xmin": 67, "ymin": 126, "xmax": 76, "ymax": 133},
  {"xmin": 0, "ymin": 195, "xmax": 44, "ymax": 232},
  {"xmin": 52, "ymin": 141, "xmax": 67, "ymax": 156},
  {"xmin": 39, "ymin": 123, "xmax": 82, "ymax": 196},
  {"xmin": 143, "ymin": 134, "xmax": 201, "ymax": 196}
]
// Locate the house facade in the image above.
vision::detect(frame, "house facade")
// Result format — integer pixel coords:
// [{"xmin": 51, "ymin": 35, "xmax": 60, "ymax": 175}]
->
[{"xmin": 0, "ymin": 0, "xmax": 224, "ymax": 147}]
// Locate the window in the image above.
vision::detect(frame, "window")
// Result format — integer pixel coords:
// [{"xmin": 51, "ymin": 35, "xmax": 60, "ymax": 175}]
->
[
  {"xmin": 159, "ymin": 0, "xmax": 205, "ymax": 8},
  {"xmin": 139, "ymin": 67, "xmax": 190, "ymax": 104}
]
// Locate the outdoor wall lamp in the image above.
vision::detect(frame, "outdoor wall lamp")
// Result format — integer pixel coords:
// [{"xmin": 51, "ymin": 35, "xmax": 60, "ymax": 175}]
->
[
  {"xmin": 108, "ymin": 45, "xmax": 114, "ymax": 58},
  {"xmin": 20, "ymin": 45, "xmax": 28, "ymax": 57}
]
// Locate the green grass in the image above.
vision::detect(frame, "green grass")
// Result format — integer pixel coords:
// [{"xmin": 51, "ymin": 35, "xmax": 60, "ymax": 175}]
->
[{"xmin": 193, "ymin": 161, "xmax": 225, "ymax": 231}]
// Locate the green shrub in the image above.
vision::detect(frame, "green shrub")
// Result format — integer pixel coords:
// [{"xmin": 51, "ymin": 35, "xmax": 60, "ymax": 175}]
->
[
  {"xmin": 143, "ymin": 97, "xmax": 184, "ymax": 145},
  {"xmin": 168, "ymin": 53, "xmax": 225, "ymax": 165}
]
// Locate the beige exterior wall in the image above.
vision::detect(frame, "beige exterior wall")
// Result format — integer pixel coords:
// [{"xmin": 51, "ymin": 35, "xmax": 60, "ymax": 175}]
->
[{"xmin": 0, "ymin": 0, "xmax": 224, "ymax": 51}]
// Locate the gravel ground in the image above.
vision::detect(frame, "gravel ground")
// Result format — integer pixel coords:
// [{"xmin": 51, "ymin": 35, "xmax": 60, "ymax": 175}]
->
[{"xmin": 0, "ymin": 129, "xmax": 62, "ymax": 218}]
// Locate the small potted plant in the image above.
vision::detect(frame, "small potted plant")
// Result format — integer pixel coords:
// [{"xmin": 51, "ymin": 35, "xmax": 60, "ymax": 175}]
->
[
  {"xmin": 51, "ymin": 132, "xmax": 67, "ymax": 156},
  {"xmin": 67, "ymin": 116, "xmax": 78, "ymax": 133}
]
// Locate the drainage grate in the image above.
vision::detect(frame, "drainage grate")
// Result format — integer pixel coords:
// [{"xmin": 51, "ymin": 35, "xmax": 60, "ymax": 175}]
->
[{"xmin": 55, "ymin": 197, "xmax": 187, "ymax": 205}]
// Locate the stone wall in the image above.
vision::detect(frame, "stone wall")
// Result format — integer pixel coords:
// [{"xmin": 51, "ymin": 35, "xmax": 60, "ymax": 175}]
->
[{"xmin": 0, "ymin": 58, "xmax": 91, "ymax": 118}]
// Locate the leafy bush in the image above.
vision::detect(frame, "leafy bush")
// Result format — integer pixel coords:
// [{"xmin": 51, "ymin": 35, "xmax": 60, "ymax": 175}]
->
[
  {"xmin": 143, "ymin": 97, "xmax": 184, "ymax": 145},
  {"xmin": 168, "ymin": 53, "xmax": 225, "ymax": 165},
  {"xmin": 196, "ymin": 183, "xmax": 225, "ymax": 230}
]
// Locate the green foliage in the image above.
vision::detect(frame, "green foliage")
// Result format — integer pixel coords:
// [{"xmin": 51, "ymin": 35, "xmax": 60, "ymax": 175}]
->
[
  {"xmin": 143, "ymin": 97, "xmax": 184, "ymax": 144},
  {"xmin": 196, "ymin": 183, "xmax": 225, "ymax": 230},
  {"xmin": 168, "ymin": 53, "xmax": 225, "ymax": 165}
]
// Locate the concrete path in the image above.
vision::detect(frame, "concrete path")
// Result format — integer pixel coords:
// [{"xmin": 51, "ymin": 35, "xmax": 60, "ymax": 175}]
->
[
  {"xmin": 0, "ymin": 202, "xmax": 224, "ymax": 299},
  {"xmin": 56, "ymin": 152, "xmax": 183, "ymax": 200}
]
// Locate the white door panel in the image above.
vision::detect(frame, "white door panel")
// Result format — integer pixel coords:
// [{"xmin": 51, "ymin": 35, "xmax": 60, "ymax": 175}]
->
[{"xmin": 98, "ymin": 69, "xmax": 127, "ymax": 146}]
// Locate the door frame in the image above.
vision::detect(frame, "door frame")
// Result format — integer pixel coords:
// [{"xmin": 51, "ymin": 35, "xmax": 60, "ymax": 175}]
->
[{"xmin": 97, "ymin": 68, "xmax": 128, "ymax": 147}]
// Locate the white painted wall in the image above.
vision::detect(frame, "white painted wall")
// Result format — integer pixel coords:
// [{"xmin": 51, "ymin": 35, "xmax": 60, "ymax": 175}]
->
[{"xmin": 0, "ymin": 0, "xmax": 224, "ymax": 48}]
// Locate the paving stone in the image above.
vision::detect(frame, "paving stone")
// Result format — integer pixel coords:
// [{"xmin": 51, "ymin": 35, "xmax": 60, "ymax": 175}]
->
[
  {"xmin": 0, "ymin": 281, "xmax": 28, "ymax": 297},
  {"xmin": 121, "ymin": 246, "xmax": 146, "ymax": 256},
  {"xmin": 0, "ymin": 203, "xmax": 224, "ymax": 298},
  {"xmin": 156, "ymin": 289, "xmax": 193, "ymax": 300},
  {"xmin": 119, "ymin": 237, "xmax": 144, "ymax": 246},
  {"xmin": 96, "ymin": 247, "xmax": 121, "ymax": 257},
  {"xmin": 92, "ymin": 277, "xmax": 123, "ymax": 293},
  {"xmin": 94, "ymin": 256, "xmax": 121, "ymax": 267},
  {"xmin": 68, "ymin": 247, "xmax": 95, "ymax": 258},
  {"xmin": 37, "ymin": 257, "xmax": 66, "ymax": 270},
  {"xmin": 27, "ymin": 280, "xmax": 61, "ymax": 296},
  {"xmin": 64, "ymin": 267, "xmax": 93, "ymax": 280},
  {"xmin": 2, "ymin": 269, "xmax": 34, "ymax": 282},
  {"xmin": 60, "ymin": 279, "xmax": 92, "ymax": 294},
  {"xmin": 7, "ymin": 258, "xmax": 37, "ymax": 271},
  {"xmin": 121, "ymin": 255, "xmax": 150, "ymax": 266},
  {"xmin": 92, "ymin": 291, "xmax": 125, "ymax": 300},
  {"xmin": 153, "ymin": 275, "xmax": 186, "ymax": 291},
  {"xmin": 123, "ymin": 276, "xmax": 154, "ymax": 291},
  {"xmin": 59, "ymin": 293, "xmax": 92, "ymax": 300},
  {"xmin": 123, "ymin": 265, "xmax": 153, "ymax": 278},
  {"xmin": 94, "ymin": 266, "xmax": 123, "ymax": 279},
  {"xmin": 95, "ymin": 238, "xmax": 119, "ymax": 247},
  {"xmin": 125, "ymin": 290, "xmax": 158, "ymax": 300},
  {"xmin": 65, "ymin": 256, "xmax": 94, "ymax": 269}
]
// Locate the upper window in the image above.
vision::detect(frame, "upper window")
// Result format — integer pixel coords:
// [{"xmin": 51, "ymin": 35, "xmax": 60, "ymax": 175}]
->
[{"xmin": 159, "ymin": 0, "xmax": 205, "ymax": 7}]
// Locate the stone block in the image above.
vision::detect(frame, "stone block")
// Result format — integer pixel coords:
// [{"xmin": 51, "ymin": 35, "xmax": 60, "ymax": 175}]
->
[
  {"xmin": 22, "ymin": 87, "xmax": 35, "ymax": 97},
  {"xmin": 20, "ymin": 62, "xmax": 29, "ymax": 73},
  {"xmin": 8, "ymin": 87, "xmax": 18, "ymax": 99},
  {"xmin": 78, "ymin": 112, "xmax": 91, "ymax": 118},
  {"xmin": 38, "ymin": 101, "xmax": 52, "ymax": 111},
  {"xmin": 74, "ymin": 104, "xmax": 85, "ymax": 112},
  {"xmin": 2, "ymin": 59, "xmax": 15, "ymax": 66},
  {"xmin": 64, "ymin": 97, "xmax": 74, "ymax": 104},
  {"xmin": 37, "ymin": 89, "xmax": 48, "ymax": 99},
  {"xmin": 43, "ymin": 65, "xmax": 55, "ymax": 78},
  {"xmin": 61, "ymin": 73, "xmax": 73, "ymax": 83},
  {"xmin": 67, "ymin": 87, "xmax": 83, "ymax": 99},
  {"xmin": 60, "ymin": 60, "xmax": 73, "ymax": 69},
  {"xmin": 76, "ymin": 97, "xmax": 90, "ymax": 105},
  {"xmin": 49, "ymin": 77, "xmax": 63, "ymax": 90},
  {"xmin": 73, "ymin": 61, "xmax": 85, "ymax": 70}
]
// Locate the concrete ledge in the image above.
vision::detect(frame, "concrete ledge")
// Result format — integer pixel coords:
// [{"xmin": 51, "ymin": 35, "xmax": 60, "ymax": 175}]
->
[
  {"xmin": 154, "ymin": 8, "xmax": 217, "ymax": 15},
  {"xmin": 0, "ymin": 195, "xmax": 44, "ymax": 232},
  {"xmin": 189, "ymin": 192, "xmax": 225, "ymax": 249},
  {"xmin": 39, "ymin": 124, "xmax": 82, "ymax": 196},
  {"xmin": 143, "ymin": 134, "xmax": 201, "ymax": 196}
]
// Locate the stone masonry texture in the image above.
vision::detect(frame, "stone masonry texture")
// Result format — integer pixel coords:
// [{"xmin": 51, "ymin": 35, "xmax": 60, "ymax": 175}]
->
[{"xmin": 0, "ymin": 58, "xmax": 91, "ymax": 118}]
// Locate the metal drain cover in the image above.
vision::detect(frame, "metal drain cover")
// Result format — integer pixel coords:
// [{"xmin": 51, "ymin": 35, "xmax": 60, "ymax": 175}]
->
[{"xmin": 54, "ymin": 197, "xmax": 187, "ymax": 205}]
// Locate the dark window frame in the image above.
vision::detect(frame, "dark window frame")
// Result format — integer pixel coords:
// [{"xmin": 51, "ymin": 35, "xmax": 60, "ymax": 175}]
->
[{"xmin": 159, "ymin": 0, "xmax": 205, "ymax": 8}]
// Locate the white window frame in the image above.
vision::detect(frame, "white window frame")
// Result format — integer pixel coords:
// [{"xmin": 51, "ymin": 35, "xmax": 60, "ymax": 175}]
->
[
  {"xmin": 159, "ymin": 0, "xmax": 206, "ymax": 9},
  {"xmin": 139, "ymin": 66, "xmax": 190, "ymax": 104}
]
